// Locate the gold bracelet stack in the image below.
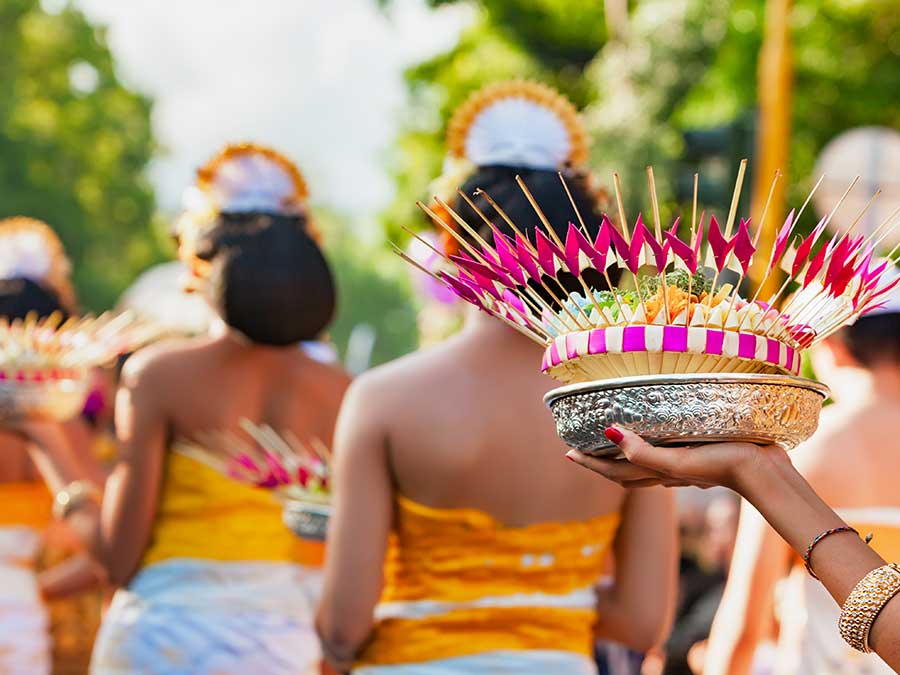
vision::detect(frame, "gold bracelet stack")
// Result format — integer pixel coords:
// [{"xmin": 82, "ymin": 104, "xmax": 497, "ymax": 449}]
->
[{"xmin": 838, "ymin": 563, "xmax": 900, "ymax": 653}]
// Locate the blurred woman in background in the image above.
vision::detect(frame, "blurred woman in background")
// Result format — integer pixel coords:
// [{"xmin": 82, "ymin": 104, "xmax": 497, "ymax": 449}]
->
[
  {"xmin": 566, "ymin": 283, "xmax": 900, "ymax": 673},
  {"xmin": 15, "ymin": 144, "xmax": 350, "ymax": 675},
  {"xmin": 0, "ymin": 217, "xmax": 107, "ymax": 674},
  {"xmin": 317, "ymin": 81, "xmax": 677, "ymax": 674},
  {"xmin": 696, "ymin": 296, "xmax": 900, "ymax": 675}
]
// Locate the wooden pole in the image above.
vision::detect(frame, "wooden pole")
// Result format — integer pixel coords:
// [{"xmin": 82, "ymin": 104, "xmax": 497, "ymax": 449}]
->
[{"xmin": 748, "ymin": 0, "xmax": 794, "ymax": 297}]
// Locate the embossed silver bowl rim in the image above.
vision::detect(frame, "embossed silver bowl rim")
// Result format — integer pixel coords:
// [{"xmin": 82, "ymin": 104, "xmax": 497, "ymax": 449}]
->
[
  {"xmin": 282, "ymin": 501, "xmax": 332, "ymax": 541},
  {"xmin": 544, "ymin": 373, "xmax": 830, "ymax": 407}
]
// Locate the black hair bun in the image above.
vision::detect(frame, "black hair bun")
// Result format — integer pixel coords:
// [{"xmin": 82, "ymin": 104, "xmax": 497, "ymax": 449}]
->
[
  {"xmin": 452, "ymin": 164, "xmax": 618, "ymax": 300},
  {"xmin": 198, "ymin": 212, "xmax": 336, "ymax": 346},
  {"xmin": 453, "ymin": 165, "xmax": 600, "ymax": 243},
  {"xmin": 0, "ymin": 277, "xmax": 68, "ymax": 321}
]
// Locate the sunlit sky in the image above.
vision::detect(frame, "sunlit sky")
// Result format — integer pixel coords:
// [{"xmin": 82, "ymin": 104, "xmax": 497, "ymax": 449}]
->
[{"xmin": 71, "ymin": 0, "xmax": 472, "ymax": 224}]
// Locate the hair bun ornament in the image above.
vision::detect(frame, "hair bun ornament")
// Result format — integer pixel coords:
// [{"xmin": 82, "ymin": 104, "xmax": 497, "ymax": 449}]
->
[
  {"xmin": 192, "ymin": 142, "xmax": 309, "ymax": 216},
  {"xmin": 402, "ymin": 163, "xmax": 900, "ymax": 454},
  {"xmin": 175, "ymin": 142, "xmax": 318, "ymax": 281},
  {"xmin": 182, "ymin": 419, "xmax": 333, "ymax": 541},
  {"xmin": 432, "ymin": 80, "xmax": 591, "ymax": 257},
  {"xmin": 0, "ymin": 218, "xmax": 75, "ymax": 311},
  {"xmin": 446, "ymin": 80, "xmax": 589, "ymax": 170}
]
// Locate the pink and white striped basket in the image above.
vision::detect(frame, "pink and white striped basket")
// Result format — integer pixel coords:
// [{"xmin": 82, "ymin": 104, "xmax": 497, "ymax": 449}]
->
[{"xmin": 542, "ymin": 326, "xmax": 800, "ymax": 382}]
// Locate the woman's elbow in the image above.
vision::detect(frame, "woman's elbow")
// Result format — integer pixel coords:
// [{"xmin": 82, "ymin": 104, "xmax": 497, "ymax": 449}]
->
[
  {"xmin": 101, "ymin": 550, "xmax": 140, "ymax": 588},
  {"xmin": 621, "ymin": 615, "xmax": 670, "ymax": 653},
  {"xmin": 316, "ymin": 611, "xmax": 372, "ymax": 665}
]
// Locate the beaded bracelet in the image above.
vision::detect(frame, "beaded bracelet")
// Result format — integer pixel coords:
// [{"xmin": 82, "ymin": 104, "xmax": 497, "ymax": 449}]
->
[
  {"xmin": 839, "ymin": 563, "xmax": 900, "ymax": 652},
  {"xmin": 803, "ymin": 526, "xmax": 864, "ymax": 580}
]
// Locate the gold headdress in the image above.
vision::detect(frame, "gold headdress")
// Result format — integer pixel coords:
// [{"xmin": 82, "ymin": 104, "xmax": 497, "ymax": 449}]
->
[
  {"xmin": 0, "ymin": 217, "xmax": 75, "ymax": 311},
  {"xmin": 175, "ymin": 142, "xmax": 317, "ymax": 281},
  {"xmin": 446, "ymin": 80, "xmax": 589, "ymax": 169},
  {"xmin": 430, "ymin": 80, "xmax": 592, "ymax": 256}
]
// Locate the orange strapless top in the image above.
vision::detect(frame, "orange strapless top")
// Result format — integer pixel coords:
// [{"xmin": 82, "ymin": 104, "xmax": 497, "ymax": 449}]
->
[
  {"xmin": 791, "ymin": 507, "xmax": 900, "ymax": 572},
  {"xmin": 0, "ymin": 481, "xmax": 52, "ymax": 529},
  {"xmin": 841, "ymin": 508, "xmax": 900, "ymax": 563},
  {"xmin": 141, "ymin": 447, "xmax": 323, "ymax": 568},
  {"xmin": 357, "ymin": 494, "xmax": 621, "ymax": 667}
]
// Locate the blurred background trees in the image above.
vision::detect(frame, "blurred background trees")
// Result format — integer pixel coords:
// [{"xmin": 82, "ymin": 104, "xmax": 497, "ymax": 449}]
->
[
  {"xmin": 0, "ymin": 0, "xmax": 165, "ymax": 311},
  {"xmin": 1, "ymin": 0, "xmax": 897, "ymax": 363},
  {"xmin": 386, "ymin": 0, "xmax": 899, "ymax": 235}
]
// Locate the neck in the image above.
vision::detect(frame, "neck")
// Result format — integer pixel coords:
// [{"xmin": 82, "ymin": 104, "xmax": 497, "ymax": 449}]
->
[
  {"xmin": 462, "ymin": 309, "xmax": 544, "ymax": 354},
  {"xmin": 867, "ymin": 364, "xmax": 900, "ymax": 402},
  {"xmin": 830, "ymin": 364, "xmax": 900, "ymax": 406}
]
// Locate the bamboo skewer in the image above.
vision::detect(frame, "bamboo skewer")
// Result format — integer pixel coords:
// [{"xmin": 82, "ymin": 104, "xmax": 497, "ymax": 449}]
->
[
  {"xmin": 610, "ymin": 174, "xmax": 650, "ymax": 324},
  {"xmin": 558, "ymin": 172, "xmax": 628, "ymax": 322},
  {"xmin": 646, "ymin": 166, "xmax": 671, "ymax": 321},
  {"xmin": 418, "ymin": 199, "xmax": 585, "ymax": 333},
  {"xmin": 772, "ymin": 190, "xmax": 887, "ymax": 334},
  {"xmin": 449, "ymin": 190, "xmax": 578, "ymax": 331},
  {"xmin": 469, "ymin": 189, "xmax": 595, "ymax": 329},
  {"xmin": 392, "ymin": 244, "xmax": 547, "ymax": 345},
  {"xmin": 513, "ymin": 176, "xmax": 603, "ymax": 329},
  {"xmin": 406, "ymin": 208, "xmax": 556, "ymax": 336},
  {"xmin": 726, "ymin": 171, "xmax": 782, "ymax": 327},
  {"xmin": 704, "ymin": 159, "xmax": 749, "ymax": 327}
]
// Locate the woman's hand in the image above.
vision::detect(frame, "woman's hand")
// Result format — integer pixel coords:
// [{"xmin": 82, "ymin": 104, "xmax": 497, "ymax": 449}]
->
[{"xmin": 565, "ymin": 426, "xmax": 789, "ymax": 492}]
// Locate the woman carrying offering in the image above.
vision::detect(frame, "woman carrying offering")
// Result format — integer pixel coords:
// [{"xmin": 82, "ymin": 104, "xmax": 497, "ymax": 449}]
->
[{"xmin": 317, "ymin": 81, "xmax": 678, "ymax": 675}]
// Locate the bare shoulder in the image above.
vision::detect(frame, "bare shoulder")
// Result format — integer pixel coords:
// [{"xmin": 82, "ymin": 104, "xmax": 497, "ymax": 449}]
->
[
  {"xmin": 339, "ymin": 342, "xmax": 458, "ymax": 417},
  {"xmin": 791, "ymin": 404, "xmax": 860, "ymax": 495},
  {"xmin": 119, "ymin": 336, "xmax": 212, "ymax": 389}
]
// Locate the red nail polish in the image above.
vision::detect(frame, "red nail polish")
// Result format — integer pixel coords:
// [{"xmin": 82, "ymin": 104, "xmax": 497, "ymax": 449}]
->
[
  {"xmin": 604, "ymin": 427, "xmax": 624, "ymax": 444},
  {"xmin": 565, "ymin": 454, "xmax": 576, "ymax": 463}
]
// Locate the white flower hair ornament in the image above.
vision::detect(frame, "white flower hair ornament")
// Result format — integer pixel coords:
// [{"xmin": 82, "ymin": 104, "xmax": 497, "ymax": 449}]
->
[{"xmin": 0, "ymin": 218, "xmax": 75, "ymax": 311}]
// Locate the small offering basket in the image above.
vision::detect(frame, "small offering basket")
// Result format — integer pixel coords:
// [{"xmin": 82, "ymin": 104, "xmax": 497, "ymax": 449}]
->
[
  {"xmin": 189, "ymin": 420, "xmax": 333, "ymax": 542},
  {"xmin": 0, "ymin": 313, "xmax": 154, "ymax": 424},
  {"xmin": 0, "ymin": 376, "xmax": 90, "ymax": 423}
]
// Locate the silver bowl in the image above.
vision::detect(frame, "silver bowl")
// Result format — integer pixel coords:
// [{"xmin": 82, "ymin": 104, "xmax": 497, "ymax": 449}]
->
[
  {"xmin": 545, "ymin": 373, "xmax": 829, "ymax": 457},
  {"xmin": 0, "ymin": 379, "xmax": 90, "ymax": 424},
  {"xmin": 282, "ymin": 501, "xmax": 331, "ymax": 541}
]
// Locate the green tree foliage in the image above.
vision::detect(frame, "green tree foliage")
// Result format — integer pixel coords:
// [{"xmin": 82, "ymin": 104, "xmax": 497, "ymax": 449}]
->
[
  {"xmin": 588, "ymin": 0, "xmax": 900, "ymax": 228},
  {"xmin": 388, "ymin": 0, "xmax": 898, "ymax": 241},
  {"xmin": 0, "ymin": 0, "xmax": 163, "ymax": 311},
  {"xmin": 585, "ymin": 0, "xmax": 732, "ymax": 221},
  {"xmin": 429, "ymin": 0, "xmax": 607, "ymax": 68},
  {"xmin": 381, "ymin": 2, "xmax": 604, "ymax": 242},
  {"xmin": 318, "ymin": 213, "xmax": 419, "ymax": 368}
]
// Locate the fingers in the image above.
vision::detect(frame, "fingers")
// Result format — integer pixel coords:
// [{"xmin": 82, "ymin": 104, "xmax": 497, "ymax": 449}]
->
[
  {"xmin": 566, "ymin": 450, "xmax": 665, "ymax": 485},
  {"xmin": 606, "ymin": 426, "xmax": 686, "ymax": 475}
]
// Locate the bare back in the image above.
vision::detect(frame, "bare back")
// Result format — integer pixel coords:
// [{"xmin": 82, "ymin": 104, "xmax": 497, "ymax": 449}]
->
[
  {"xmin": 798, "ymin": 390, "xmax": 900, "ymax": 510},
  {"xmin": 136, "ymin": 334, "xmax": 350, "ymax": 446},
  {"xmin": 364, "ymin": 315, "xmax": 624, "ymax": 525}
]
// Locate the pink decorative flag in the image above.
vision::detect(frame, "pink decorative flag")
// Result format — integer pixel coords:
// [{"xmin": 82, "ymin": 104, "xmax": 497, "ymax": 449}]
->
[
  {"xmin": 771, "ymin": 209, "xmax": 795, "ymax": 269},
  {"xmin": 706, "ymin": 215, "xmax": 735, "ymax": 272},
  {"xmin": 732, "ymin": 218, "xmax": 756, "ymax": 275}
]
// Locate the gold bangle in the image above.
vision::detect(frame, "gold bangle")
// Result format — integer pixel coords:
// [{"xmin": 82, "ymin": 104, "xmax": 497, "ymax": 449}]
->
[
  {"xmin": 52, "ymin": 480, "xmax": 100, "ymax": 520},
  {"xmin": 838, "ymin": 562, "xmax": 900, "ymax": 652}
]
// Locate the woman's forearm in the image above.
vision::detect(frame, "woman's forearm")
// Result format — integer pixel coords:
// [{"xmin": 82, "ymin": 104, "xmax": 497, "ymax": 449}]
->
[
  {"xmin": 735, "ymin": 452, "xmax": 900, "ymax": 666},
  {"xmin": 38, "ymin": 551, "xmax": 107, "ymax": 599}
]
